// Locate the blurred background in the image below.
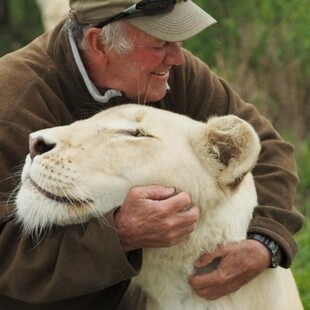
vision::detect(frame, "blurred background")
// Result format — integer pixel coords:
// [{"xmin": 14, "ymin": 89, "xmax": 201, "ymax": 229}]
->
[{"xmin": 0, "ymin": 0, "xmax": 309, "ymax": 307}]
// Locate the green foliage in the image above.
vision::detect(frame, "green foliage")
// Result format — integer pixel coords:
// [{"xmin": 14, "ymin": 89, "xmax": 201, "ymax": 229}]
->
[
  {"xmin": 292, "ymin": 140, "xmax": 310, "ymax": 308},
  {"xmin": 185, "ymin": 1, "xmax": 310, "ymax": 141},
  {"xmin": 0, "ymin": 0, "xmax": 43, "ymax": 56},
  {"xmin": 187, "ymin": 0, "xmax": 310, "ymax": 67},
  {"xmin": 295, "ymin": 140, "xmax": 310, "ymax": 211},
  {"xmin": 293, "ymin": 216, "xmax": 310, "ymax": 307}
]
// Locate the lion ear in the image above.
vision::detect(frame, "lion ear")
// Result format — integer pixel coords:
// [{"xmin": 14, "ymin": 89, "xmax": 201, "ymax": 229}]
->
[{"xmin": 193, "ymin": 115, "xmax": 261, "ymax": 189}]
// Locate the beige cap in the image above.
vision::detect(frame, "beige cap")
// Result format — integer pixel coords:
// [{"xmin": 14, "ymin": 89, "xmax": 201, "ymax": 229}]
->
[{"xmin": 69, "ymin": 0, "xmax": 216, "ymax": 42}]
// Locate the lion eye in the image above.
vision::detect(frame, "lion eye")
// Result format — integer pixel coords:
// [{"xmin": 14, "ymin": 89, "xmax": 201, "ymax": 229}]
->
[
  {"xmin": 135, "ymin": 130, "xmax": 144, "ymax": 137},
  {"xmin": 131, "ymin": 129, "xmax": 145, "ymax": 137},
  {"xmin": 128, "ymin": 129, "xmax": 152, "ymax": 138}
]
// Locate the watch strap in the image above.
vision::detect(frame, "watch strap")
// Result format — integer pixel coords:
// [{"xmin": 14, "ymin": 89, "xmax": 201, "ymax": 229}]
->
[{"xmin": 247, "ymin": 233, "xmax": 282, "ymax": 268}]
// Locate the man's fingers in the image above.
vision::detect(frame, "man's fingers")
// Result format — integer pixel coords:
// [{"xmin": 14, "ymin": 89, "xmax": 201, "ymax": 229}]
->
[
  {"xmin": 160, "ymin": 224, "xmax": 197, "ymax": 247},
  {"xmin": 195, "ymin": 287, "xmax": 230, "ymax": 301},
  {"xmin": 195, "ymin": 247, "xmax": 224, "ymax": 268},
  {"xmin": 119, "ymin": 185, "xmax": 200, "ymax": 250},
  {"xmin": 189, "ymin": 270, "xmax": 241, "ymax": 300},
  {"xmin": 162, "ymin": 191, "xmax": 192, "ymax": 212},
  {"xmin": 129, "ymin": 185, "xmax": 176, "ymax": 201},
  {"xmin": 129, "ymin": 186, "xmax": 195, "ymax": 216},
  {"xmin": 189, "ymin": 271, "xmax": 217, "ymax": 289}
]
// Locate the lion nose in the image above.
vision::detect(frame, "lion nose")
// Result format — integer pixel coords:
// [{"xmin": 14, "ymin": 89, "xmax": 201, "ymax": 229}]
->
[{"xmin": 29, "ymin": 136, "xmax": 56, "ymax": 160}]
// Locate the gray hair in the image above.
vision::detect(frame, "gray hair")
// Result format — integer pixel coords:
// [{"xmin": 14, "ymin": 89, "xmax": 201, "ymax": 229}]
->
[{"xmin": 67, "ymin": 19, "xmax": 133, "ymax": 54}]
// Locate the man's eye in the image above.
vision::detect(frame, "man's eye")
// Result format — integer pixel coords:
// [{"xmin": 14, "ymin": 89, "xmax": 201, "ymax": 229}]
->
[
  {"xmin": 151, "ymin": 42, "xmax": 167, "ymax": 50},
  {"xmin": 152, "ymin": 45, "xmax": 165, "ymax": 50}
]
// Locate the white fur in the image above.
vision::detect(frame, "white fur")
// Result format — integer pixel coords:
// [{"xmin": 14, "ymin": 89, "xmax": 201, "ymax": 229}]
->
[{"xmin": 15, "ymin": 104, "xmax": 303, "ymax": 309}]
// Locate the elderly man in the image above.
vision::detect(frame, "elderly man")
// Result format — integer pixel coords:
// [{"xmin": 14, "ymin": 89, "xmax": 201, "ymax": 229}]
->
[{"xmin": 0, "ymin": 0, "xmax": 303, "ymax": 309}]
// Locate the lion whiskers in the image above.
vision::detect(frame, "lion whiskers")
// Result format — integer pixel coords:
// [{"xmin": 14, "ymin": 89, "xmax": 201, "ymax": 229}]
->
[
  {"xmin": 135, "ymin": 66, "xmax": 156, "ymax": 106},
  {"xmin": 144, "ymin": 75, "xmax": 155, "ymax": 105}
]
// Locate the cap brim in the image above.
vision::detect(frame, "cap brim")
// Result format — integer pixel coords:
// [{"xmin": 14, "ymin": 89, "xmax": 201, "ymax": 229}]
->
[{"xmin": 127, "ymin": 0, "xmax": 216, "ymax": 42}]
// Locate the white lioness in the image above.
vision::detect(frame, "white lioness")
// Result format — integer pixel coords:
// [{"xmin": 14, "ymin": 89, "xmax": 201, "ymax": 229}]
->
[
  {"xmin": 15, "ymin": 104, "xmax": 302, "ymax": 310},
  {"xmin": 36, "ymin": 0, "xmax": 69, "ymax": 31}
]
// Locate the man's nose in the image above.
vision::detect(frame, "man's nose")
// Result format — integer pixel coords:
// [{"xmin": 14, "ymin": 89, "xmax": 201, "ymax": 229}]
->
[
  {"xmin": 29, "ymin": 135, "xmax": 56, "ymax": 160},
  {"xmin": 164, "ymin": 42, "xmax": 185, "ymax": 66}
]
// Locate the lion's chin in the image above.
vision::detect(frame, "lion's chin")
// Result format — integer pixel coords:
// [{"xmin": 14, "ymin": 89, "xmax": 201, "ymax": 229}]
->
[
  {"xmin": 29, "ymin": 178, "xmax": 93, "ymax": 207},
  {"xmin": 15, "ymin": 179, "xmax": 96, "ymax": 232}
]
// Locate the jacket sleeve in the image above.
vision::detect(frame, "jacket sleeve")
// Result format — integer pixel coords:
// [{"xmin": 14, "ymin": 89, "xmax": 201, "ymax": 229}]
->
[
  {"xmin": 169, "ymin": 49, "xmax": 304, "ymax": 267},
  {"xmin": 0, "ymin": 121, "xmax": 141, "ymax": 304}
]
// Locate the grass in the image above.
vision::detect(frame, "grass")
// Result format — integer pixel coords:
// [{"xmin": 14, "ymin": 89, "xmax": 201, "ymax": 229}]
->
[
  {"xmin": 291, "ymin": 140, "xmax": 310, "ymax": 308},
  {"xmin": 292, "ymin": 216, "xmax": 310, "ymax": 308}
]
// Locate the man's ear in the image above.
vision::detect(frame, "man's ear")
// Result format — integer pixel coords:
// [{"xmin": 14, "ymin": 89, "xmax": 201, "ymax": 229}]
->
[
  {"xmin": 85, "ymin": 28, "xmax": 108, "ymax": 57},
  {"xmin": 192, "ymin": 115, "xmax": 261, "ymax": 189}
]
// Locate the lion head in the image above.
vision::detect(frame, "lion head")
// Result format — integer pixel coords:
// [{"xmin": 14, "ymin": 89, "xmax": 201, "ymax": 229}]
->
[{"xmin": 15, "ymin": 104, "xmax": 261, "ymax": 236}]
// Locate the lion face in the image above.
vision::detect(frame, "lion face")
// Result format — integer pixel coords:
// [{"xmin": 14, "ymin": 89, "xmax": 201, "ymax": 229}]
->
[{"xmin": 15, "ymin": 104, "xmax": 261, "ymax": 235}]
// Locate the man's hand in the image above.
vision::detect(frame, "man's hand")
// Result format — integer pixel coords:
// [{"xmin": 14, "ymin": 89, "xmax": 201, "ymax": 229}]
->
[
  {"xmin": 114, "ymin": 185, "xmax": 200, "ymax": 252},
  {"xmin": 189, "ymin": 240, "xmax": 271, "ymax": 300}
]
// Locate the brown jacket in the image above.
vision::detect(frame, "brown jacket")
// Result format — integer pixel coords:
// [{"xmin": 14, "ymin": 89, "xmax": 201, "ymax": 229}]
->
[{"xmin": 0, "ymin": 21, "xmax": 304, "ymax": 309}]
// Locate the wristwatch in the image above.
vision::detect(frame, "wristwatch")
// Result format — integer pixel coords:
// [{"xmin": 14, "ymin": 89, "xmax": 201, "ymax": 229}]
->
[{"xmin": 247, "ymin": 233, "xmax": 283, "ymax": 268}]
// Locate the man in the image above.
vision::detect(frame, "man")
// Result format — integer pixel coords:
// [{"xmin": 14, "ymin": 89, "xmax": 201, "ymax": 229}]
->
[{"xmin": 0, "ymin": 0, "xmax": 304, "ymax": 309}]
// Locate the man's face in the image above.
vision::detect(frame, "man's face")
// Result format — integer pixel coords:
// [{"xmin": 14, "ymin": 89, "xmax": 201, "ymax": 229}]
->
[{"xmin": 101, "ymin": 22, "xmax": 185, "ymax": 103}]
